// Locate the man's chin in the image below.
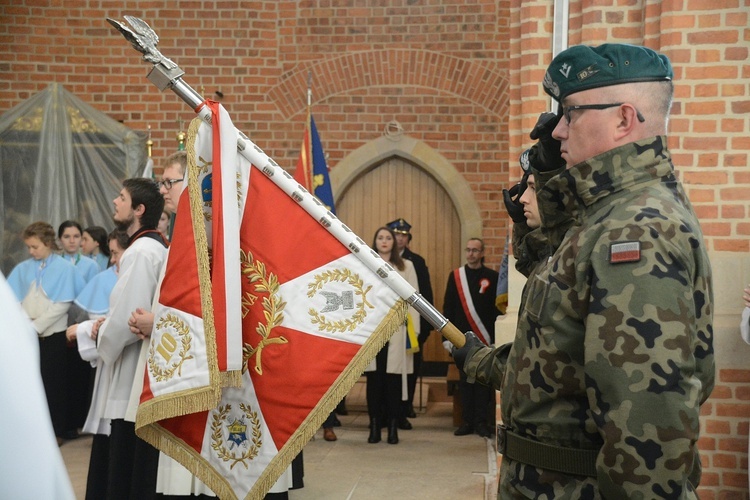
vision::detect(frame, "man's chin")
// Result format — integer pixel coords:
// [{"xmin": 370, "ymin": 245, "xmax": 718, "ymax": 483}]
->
[{"xmin": 114, "ymin": 219, "xmax": 131, "ymax": 232}]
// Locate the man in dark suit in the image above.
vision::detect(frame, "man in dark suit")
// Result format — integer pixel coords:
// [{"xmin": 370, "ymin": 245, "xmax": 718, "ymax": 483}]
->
[{"xmin": 386, "ymin": 218, "xmax": 434, "ymax": 425}]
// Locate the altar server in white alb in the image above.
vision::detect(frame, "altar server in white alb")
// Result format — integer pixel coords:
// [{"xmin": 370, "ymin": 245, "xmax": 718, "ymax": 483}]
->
[{"xmin": 95, "ymin": 177, "xmax": 168, "ymax": 498}]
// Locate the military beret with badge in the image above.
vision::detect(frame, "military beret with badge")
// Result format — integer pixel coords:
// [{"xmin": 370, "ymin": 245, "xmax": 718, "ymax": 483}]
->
[{"xmin": 542, "ymin": 43, "xmax": 673, "ymax": 102}]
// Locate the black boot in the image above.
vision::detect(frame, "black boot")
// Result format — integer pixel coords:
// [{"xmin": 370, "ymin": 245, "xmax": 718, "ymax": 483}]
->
[
  {"xmin": 387, "ymin": 419, "xmax": 399, "ymax": 444},
  {"xmin": 368, "ymin": 418, "xmax": 381, "ymax": 443}
]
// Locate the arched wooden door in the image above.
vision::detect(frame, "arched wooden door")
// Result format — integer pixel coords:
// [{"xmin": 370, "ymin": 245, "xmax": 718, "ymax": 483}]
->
[{"xmin": 336, "ymin": 155, "xmax": 460, "ymax": 364}]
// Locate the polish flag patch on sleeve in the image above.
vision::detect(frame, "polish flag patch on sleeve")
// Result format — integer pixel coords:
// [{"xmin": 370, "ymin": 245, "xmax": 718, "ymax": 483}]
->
[{"xmin": 610, "ymin": 241, "xmax": 641, "ymax": 264}]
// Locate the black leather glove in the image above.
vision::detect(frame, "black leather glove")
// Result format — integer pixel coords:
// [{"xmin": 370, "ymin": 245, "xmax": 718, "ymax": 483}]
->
[
  {"xmin": 502, "ymin": 183, "xmax": 526, "ymax": 224},
  {"xmin": 528, "ymin": 112, "xmax": 565, "ymax": 171},
  {"xmin": 502, "ymin": 148, "xmax": 532, "ymax": 223},
  {"xmin": 452, "ymin": 331, "xmax": 483, "ymax": 372}
]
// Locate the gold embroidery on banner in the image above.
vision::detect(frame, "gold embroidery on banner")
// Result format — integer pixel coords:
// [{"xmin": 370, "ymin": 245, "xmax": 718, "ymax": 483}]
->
[
  {"xmin": 210, "ymin": 403, "xmax": 262, "ymax": 470},
  {"xmin": 240, "ymin": 249, "xmax": 287, "ymax": 375},
  {"xmin": 147, "ymin": 313, "xmax": 194, "ymax": 382},
  {"xmin": 307, "ymin": 269, "xmax": 374, "ymax": 333}
]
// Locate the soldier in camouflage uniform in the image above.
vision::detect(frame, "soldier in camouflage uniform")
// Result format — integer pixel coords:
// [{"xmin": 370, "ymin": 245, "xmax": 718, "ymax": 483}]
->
[{"xmin": 453, "ymin": 44, "xmax": 714, "ymax": 499}]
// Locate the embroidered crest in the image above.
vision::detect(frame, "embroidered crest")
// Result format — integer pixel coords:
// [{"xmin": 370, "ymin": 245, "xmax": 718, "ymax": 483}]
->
[
  {"xmin": 147, "ymin": 313, "xmax": 194, "ymax": 382},
  {"xmin": 307, "ymin": 268, "xmax": 374, "ymax": 334},
  {"xmin": 210, "ymin": 403, "xmax": 262, "ymax": 470},
  {"xmin": 240, "ymin": 249, "xmax": 288, "ymax": 376},
  {"xmin": 559, "ymin": 62, "xmax": 572, "ymax": 78},
  {"xmin": 577, "ymin": 64, "xmax": 600, "ymax": 81},
  {"xmin": 610, "ymin": 241, "xmax": 641, "ymax": 264}
]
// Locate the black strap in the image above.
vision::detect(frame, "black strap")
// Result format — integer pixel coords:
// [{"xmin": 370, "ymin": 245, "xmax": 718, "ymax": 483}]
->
[
  {"xmin": 129, "ymin": 227, "xmax": 169, "ymax": 248},
  {"xmin": 497, "ymin": 425, "xmax": 599, "ymax": 477}
]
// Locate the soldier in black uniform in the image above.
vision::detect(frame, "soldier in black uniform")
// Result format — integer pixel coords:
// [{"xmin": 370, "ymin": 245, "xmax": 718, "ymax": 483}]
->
[{"xmin": 386, "ymin": 218, "xmax": 433, "ymax": 425}]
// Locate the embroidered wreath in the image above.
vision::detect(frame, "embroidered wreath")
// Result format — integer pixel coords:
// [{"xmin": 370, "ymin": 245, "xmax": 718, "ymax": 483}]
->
[
  {"xmin": 307, "ymin": 268, "xmax": 373, "ymax": 333},
  {"xmin": 210, "ymin": 403, "xmax": 262, "ymax": 470},
  {"xmin": 147, "ymin": 313, "xmax": 194, "ymax": 382},
  {"xmin": 240, "ymin": 249, "xmax": 287, "ymax": 375}
]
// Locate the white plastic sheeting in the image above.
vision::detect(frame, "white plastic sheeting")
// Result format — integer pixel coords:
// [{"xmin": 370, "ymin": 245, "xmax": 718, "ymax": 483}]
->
[{"xmin": 0, "ymin": 83, "xmax": 147, "ymax": 273}]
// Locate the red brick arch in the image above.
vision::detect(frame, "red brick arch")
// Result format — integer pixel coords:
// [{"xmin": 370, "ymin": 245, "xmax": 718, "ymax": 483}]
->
[{"xmin": 268, "ymin": 49, "xmax": 510, "ymax": 119}]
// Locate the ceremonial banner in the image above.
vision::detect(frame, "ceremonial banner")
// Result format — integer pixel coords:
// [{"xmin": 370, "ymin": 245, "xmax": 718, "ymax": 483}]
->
[
  {"xmin": 137, "ymin": 101, "xmax": 243, "ymax": 426},
  {"xmin": 293, "ymin": 112, "xmax": 335, "ymax": 214},
  {"xmin": 138, "ymin": 103, "xmax": 406, "ymax": 500},
  {"xmin": 496, "ymin": 234, "xmax": 509, "ymax": 315}
]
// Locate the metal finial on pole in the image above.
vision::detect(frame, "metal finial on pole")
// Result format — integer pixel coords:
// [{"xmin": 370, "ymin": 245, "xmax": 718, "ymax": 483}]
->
[
  {"xmin": 146, "ymin": 124, "xmax": 153, "ymax": 158},
  {"xmin": 106, "ymin": 16, "xmax": 464, "ymax": 348},
  {"xmin": 306, "ymin": 71, "xmax": 312, "ymax": 110}
]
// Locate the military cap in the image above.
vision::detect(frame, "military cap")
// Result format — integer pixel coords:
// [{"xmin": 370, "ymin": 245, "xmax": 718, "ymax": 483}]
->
[
  {"xmin": 543, "ymin": 43, "xmax": 673, "ymax": 102},
  {"xmin": 386, "ymin": 218, "xmax": 411, "ymax": 235}
]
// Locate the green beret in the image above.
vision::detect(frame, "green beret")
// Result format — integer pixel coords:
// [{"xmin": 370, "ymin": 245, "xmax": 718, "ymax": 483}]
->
[{"xmin": 543, "ymin": 43, "xmax": 673, "ymax": 102}]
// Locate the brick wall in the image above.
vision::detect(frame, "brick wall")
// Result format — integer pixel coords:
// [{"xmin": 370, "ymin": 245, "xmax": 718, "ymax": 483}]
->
[
  {"xmin": 1, "ymin": 0, "xmax": 748, "ymax": 497},
  {"xmin": 0, "ymin": 0, "xmax": 511, "ymax": 267}
]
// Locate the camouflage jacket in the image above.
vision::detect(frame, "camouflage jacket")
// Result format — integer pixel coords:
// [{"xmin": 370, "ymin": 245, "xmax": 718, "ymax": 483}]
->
[{"xmin": 465, "ymin": 137, "xmax": 714, "ymax": 499}]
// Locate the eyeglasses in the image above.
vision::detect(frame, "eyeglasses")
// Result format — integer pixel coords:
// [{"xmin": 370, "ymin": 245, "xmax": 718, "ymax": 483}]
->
[
  {"xmin": 465, "ymin": 248, "xmax": 482, "ymax": 254},
  {"xmin": 562, "ymin": 103, "xmax": 645, "ymax": 124},
  {"xmin": 158, "ymin": 178, "xmax": 183, "ymax": 190}
]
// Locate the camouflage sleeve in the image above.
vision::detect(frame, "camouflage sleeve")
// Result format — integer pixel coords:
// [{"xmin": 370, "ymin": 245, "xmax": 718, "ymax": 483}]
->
[
  {"xmin": 584, "ymin": 224, "xmax": 708, "ymax": 497},
  {"xmin": 462, "ymin": 342, "xmax": 512, "ymax": 390}
]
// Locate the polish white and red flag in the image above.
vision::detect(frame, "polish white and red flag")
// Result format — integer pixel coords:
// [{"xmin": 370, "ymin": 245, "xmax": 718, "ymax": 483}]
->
[{"xmin": 137, "ymin": 102, "xmax": 406, "ymax": 499}]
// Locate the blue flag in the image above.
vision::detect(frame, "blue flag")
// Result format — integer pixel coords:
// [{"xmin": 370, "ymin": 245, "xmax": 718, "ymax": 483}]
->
[{"xmin": 294, "ymin": 114, "xmax": 335, "ymax": 214}]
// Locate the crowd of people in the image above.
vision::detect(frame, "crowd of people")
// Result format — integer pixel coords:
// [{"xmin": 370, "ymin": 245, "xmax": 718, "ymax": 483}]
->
[{"xmin": 2, "ymin": 42, "xmax": 733, "ymax": 499}]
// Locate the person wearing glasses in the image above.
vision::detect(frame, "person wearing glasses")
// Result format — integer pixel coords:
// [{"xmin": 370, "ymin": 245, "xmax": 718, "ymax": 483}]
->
[
  {"xmin": 453, "ymin": 44, "xmax": 713, "ymax": 498},
  {"xmin": 442, "ymin": 237, "xmax": 499, "ymax": 438}
]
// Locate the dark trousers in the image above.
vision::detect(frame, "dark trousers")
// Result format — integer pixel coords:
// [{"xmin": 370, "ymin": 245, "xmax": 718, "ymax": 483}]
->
[
  {"xmin": 366, "ymin": 372, "xmax": 401, "ymax": 422},
  {"xmin": 86, "ymin": 434, "xmax": 110, "ymax": 500},
  {"xmin": 458, "ymin": 371, "xmax": 493, "ymax": 427},
  {"xmin": 66, "ymin": 341, "xmax": 93, "ymax": 432},
  {"xmin": 108, "ymin": 419, "xmax": 159, "ymax": 500},
  {"xmin": 322, "ymin": 411, "xmax": 337, "ymax": 428},
  {"xmin": 39, "ymin": 331, "xmax": 68, "ymax": 437}
]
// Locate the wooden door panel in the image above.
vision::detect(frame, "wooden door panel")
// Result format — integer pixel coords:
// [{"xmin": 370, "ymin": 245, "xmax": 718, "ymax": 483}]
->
[{"xmin": 336, "ymin": 156, "xmax": 460, "ymax": 363}]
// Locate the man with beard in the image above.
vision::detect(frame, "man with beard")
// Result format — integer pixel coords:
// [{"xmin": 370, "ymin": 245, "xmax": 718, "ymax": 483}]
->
[{"xmin": 95, "ymin": 177, "xmax": 168, "ymax": 499}]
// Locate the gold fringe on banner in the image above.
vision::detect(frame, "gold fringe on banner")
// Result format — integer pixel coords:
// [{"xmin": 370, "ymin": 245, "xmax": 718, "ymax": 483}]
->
[
  {"xmin": 248, "ymin": 299, "xmax": 408, "ymax": 499},
  {"xmin": 136, "ymin": 115, "xmax": 230, "ymax": 429}
]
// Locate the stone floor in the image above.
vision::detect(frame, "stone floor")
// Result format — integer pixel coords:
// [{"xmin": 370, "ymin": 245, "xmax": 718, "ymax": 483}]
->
[{"xmin": 60, "ymin": 377, "xmax": 498, "ymax": 499}]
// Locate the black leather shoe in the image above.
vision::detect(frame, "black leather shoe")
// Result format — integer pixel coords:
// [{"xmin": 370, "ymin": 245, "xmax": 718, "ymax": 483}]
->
[
  {"xmin": 475, "ymin": 423, "xmax": 491, "ymax": 438},
  {"xmin": 387, "ymin": 420, "xmax": 399, "ymax": 444},
  {"xmin": 368, "ymin": 418, "xmax": 381, "ymax": 444},
  {"xmin": 397, "ymin": 417, "xmax": 412, "ymax": 430},
  {"xmin": 453, "ymin": 424, "xmax": 474, "ymax": 436}
]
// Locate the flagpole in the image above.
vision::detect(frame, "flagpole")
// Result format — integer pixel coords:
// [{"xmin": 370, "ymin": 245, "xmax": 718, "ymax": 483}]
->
[
  {"xmin": 304, "ymin": 71, "xmax": 313, "ymax": 190},
  {"xmin": 107, "ymin": 16, "xmax": 466, "ymax": 348}
]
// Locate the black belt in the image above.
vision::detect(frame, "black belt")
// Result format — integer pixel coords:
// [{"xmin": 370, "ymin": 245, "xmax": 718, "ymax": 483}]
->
[{"xmin": 497, "ymin": 425, "xmax": 599, "ymax": 477}]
